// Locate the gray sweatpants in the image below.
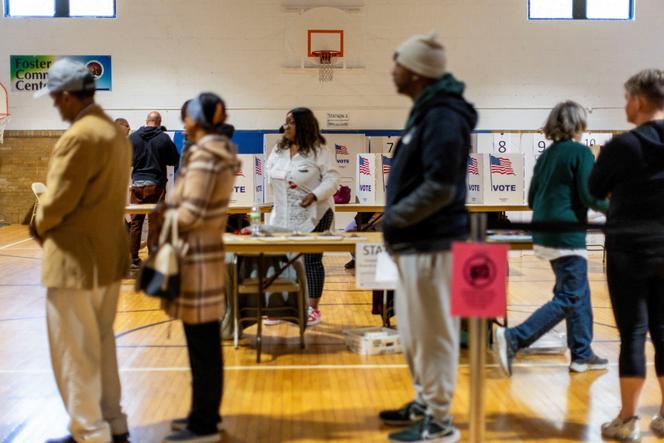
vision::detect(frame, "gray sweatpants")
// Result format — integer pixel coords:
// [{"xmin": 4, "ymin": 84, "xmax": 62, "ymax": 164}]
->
[{"xmin": 394, "ymin": 251, "xmax": 460, "ymax": 420}]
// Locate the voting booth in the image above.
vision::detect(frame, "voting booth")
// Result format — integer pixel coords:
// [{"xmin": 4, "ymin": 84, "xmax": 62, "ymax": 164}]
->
[{"xmin": 231, "ymin": 154, "xmax": 265, "ymax": 206}]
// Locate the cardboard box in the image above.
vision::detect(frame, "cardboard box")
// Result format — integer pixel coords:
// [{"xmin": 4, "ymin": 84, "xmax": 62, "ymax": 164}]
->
[
  {"xmin": 356, "ymin": 153, "xmax": 390, "ymax": 205},
  {"xmin": 344, "ymin": 327, "xmax": 402, "ymax": 355},
  {"xmin": 231, "ymin": 154, "xmax": 265, "ymax": 206}
]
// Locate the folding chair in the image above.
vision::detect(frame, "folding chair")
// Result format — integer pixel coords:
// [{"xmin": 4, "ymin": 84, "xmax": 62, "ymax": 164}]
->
[
  {"xmin": 231, "ymin": 254, "xmax": 307, "ymax": 362},
  {"xmin": 29, "ymin": 182, "xmax": 46, "ymax": 225}
]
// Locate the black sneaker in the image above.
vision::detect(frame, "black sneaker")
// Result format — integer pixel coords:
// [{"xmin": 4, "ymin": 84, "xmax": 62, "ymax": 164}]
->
[
  {"xmin": 344, "ymin": 259, "xmax": 356, "ymax": 270},
  {"xmin": 129, "ymin": 259, "xmax": 142, "ymax": 270},
  {"xmin": 170, "ymin": 417, "xmax": 223, "ymax": 431},
  {"xmin": 569, "ymin": 354, "xmax": 609, "ymax": 373},
  {"xmin": 379, "ymin": 401, "xmax": 426, "ymax": 426},
  {"xmin": 388, "ymin": 414, "xmax": 460, "ymax": 442}
]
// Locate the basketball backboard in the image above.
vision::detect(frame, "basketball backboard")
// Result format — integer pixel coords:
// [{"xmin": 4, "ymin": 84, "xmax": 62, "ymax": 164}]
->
[
  {"xmin": 308, "ymin": 29, "xmax": 344, "ymax": 57},
  {"xmin": 284, "ymin": 7, "xmax": 365, "ymax": 70}
]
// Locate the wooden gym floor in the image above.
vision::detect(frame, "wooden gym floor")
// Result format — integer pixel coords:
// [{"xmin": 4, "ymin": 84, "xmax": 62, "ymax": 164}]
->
[{"xmin": 0, "ymin": 224, "xmax": 661, "ymax": 442}]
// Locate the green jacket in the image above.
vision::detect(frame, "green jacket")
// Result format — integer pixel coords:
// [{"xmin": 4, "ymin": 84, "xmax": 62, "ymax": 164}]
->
[{"xmin": 529, "ymin": 140, "xmax": 609, "ymax": 249}]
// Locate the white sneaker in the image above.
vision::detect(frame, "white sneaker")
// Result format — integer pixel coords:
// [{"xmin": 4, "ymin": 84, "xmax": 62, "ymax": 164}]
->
[
  {"xmin": 262, "ymin": 317, "xmax": 283, "ymax": 326},
  {"xmin": 601, "ymin": 416, "xmax": 641, "ymax": 442},
  {"xmin": 650, "ymin": 414, "xmax": 664, "ymax": 437},
  {"xmin": 307, "ymin": 306, "xmax": 321, "ymax": 326},
  {"xmin": 493, "ymin": 326, "xmax": 512, "ymax": 377}
]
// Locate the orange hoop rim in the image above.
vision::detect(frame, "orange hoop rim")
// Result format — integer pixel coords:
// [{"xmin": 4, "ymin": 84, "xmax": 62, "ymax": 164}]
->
[{"xmin": 311, "ymin": 50, "xmax": 342, "ymax": 63}]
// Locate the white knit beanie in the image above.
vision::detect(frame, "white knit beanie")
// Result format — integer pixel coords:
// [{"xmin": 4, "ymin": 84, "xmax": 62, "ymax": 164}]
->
[{"xmin": 395, "ymin": 32, "xmax": 446, "ymax": 79}]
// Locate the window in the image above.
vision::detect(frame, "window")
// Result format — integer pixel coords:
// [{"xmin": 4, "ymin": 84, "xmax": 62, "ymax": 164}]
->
[
  {"xmin": 529, "ymin": 0, "xmax": 634, "ymax": 20},
  {"xmin": 4, "ymin": 0, "xmax": 115, "ymax": 18}
]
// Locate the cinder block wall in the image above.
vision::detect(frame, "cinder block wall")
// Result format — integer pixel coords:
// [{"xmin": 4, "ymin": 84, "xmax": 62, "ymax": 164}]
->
[{"xmin": 0, "ymin": 131, "xmax": 60, "ymax": 224}]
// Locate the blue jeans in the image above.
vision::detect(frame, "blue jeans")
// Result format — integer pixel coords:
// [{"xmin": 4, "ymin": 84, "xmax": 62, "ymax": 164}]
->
[{"xmin": 506, "ymin": 255, "xmax": 593, "ymax": 361}]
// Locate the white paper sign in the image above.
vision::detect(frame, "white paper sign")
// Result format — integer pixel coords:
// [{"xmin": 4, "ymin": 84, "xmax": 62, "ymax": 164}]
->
[
  {"xmin": 581, "ymin": 132, "xmax": 613, "ymax": 148},
  {"xmin": 375, "ymin": 252, "xmax": 398, "ymax": 284},
  {"xmin": 532, "ymin": 133, "xmax": 549, "ymax": 161},
  {"xmin": 493, "ymin": 133, "xmax": 516, "ymax": 154},
  {"xmin": 355, "ymin": 242, "xmax": 397, "ymax": 290},
  {"xmin": 326, "ymin": 112, "xmax": 350, "ymax": 128}
]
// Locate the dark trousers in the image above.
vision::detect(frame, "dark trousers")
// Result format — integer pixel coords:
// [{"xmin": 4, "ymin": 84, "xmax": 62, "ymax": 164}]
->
[
  {"xmin": 607, "ymin": 251, "xmax": 664, "ymax": 377},
  {"xmin": 506, "ymin": 255, "xmax": 594, "ymax": 360},
  {"xmin": 129, "ymin": 184, "xmax": 164, "ymax": 260},
  {"xmin": 183, "ymin": 321, "xmax": 223, "ymax": 434},
  {"xmin": 304, "ymin": 209, "xmax": 334, "ymax": 299}
]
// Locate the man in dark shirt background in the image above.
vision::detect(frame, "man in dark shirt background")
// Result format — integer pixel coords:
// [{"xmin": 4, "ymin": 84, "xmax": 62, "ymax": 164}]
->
[{"xmin": 129, "ymin": 111, "xmax": 179, "ymax": 268}]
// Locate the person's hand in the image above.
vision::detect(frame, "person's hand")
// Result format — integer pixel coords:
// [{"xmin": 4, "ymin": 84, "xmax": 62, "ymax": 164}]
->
[
  {"xmin": 300, "ymin": 193, "xmax": 317, "ymax": 208},
  {"xmin": 29, "ymin": 221, "xmax": 43, "ymax": 247}
]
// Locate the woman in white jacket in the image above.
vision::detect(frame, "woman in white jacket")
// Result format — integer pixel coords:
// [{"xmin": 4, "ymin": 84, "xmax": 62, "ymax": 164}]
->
[{"xmin": 266, "ymin": 108, "xmax": 340, "ymax": 325}]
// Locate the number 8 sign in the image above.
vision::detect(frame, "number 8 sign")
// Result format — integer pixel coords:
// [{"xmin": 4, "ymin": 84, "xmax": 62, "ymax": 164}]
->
[{"xmin": 493, "ymin": 132, "xmax": 514, "ymax": 154}]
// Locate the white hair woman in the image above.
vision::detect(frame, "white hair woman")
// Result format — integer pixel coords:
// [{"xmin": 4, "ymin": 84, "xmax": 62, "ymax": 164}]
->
[{"xmin": 494, "ymin": 100, "xmax": 609, "ymax": 377}]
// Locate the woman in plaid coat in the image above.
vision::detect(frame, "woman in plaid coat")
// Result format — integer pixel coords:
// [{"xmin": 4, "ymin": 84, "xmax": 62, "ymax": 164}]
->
[{"xmin": 162, "ymin": 93, "xmax": 239, "ymax": 443}]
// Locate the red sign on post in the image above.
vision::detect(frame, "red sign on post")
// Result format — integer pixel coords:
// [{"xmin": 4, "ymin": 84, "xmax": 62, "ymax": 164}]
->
[{"xmin": 451, "ymin": 242, "xmax": 508, "ymax": 318}]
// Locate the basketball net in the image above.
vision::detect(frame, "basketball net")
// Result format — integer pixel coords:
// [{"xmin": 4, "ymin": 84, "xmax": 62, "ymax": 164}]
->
[{"xmin": 312, "ymin": 50, "xmax": 341, "ymax": 83}]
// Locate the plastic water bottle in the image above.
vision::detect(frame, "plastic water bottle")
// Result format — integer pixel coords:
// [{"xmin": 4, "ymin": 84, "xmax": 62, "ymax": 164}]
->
[{"xmin": 249, "ymin": 205, "xmax": 261, "ymax": 236}]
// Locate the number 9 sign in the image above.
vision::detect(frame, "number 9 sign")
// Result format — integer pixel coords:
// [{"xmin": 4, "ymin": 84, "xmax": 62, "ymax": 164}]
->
[{"xmin": 533, "ymin": 134, "xmax": 548, "ymax": 160}]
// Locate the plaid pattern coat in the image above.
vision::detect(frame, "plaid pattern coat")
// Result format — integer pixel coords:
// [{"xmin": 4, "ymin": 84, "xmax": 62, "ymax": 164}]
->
[{"xmin": 162, "ymin": 134, "xmax": 239, "ymax": 324}]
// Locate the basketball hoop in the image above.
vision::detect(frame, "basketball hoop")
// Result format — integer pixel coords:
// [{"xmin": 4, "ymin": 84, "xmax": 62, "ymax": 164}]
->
[
  {"xmin": 0, "ymin": 82, "xmax": 8, "ymax": 144},
  {"xmin": 0, "ymin": 115, "xmax": 9, "ymax": 144},
  {"xmin": 311, "ymin": 50, "xmax": 342, "ymax": 83}
]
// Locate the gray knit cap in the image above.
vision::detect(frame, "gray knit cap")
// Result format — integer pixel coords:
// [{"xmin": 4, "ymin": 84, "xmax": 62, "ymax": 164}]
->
[{"xmin": 395, "ymin": 32, "xmax": 446, "ymax": 79}]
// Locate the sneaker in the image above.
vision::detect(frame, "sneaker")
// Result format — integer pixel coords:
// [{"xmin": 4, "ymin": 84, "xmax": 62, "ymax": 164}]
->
[
  {"xmin": 162, "ymin": 429, "xmax": 220, "ymax": 443},
  {"xmin": 388, "ymin": 414, "xmax": 460, "ymax": 443},
  {"xmin": 46, "ymin": 434, "xmax": 130, "ymax": 443},
  {"xmin": 262, "ymin": 317, "xmax": 283, "ymax": 326},
  {"xmin": 493, "ymin": 326, "xmax": 513, "ymax": 377},
  {"xmin": 569, "ymin": 354, "xmax": 609, "ymax": 373},
  {"xmin": 129, "ymin": 259, "xmax": 142, "ymax": 270},
  {"xmin": 307, "ymin": 307, "xmax": 321, "ymax": 326},
  {"xmin": 379, "ymin": 401, "xmax": 426, "ymax": 426},
  {"xmin": 650, "ymin": 414, "xmax": 664, "ymax": 437},
  {"xmin": 601, "ymin": 416, "xmax": 641, "ymax": 442},
  {"xmin": 344, "ymin": 259, "xmax": 356, "ymax": 270},
  {"xmin": 170, "ymin": 418, "xmax": 223, "ymax": 432}
]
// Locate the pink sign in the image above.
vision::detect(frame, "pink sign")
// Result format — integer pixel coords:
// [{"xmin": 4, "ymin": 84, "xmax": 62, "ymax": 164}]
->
[{"xmin": 451, "ymin": 242, "xmax": 508, "ymax": 318}]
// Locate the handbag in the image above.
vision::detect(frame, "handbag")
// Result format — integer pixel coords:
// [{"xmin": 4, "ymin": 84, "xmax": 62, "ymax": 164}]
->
[
  {"xmin": 136, "ymin": 210, "xmax": 181, "ymax": 300},
  {"xmin": 333, "ymin": 185, "xmax": 351, "ymax": 204}
]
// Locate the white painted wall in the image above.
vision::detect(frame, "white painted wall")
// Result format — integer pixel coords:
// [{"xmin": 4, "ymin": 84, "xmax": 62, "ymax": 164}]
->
[{"xmin": 0, "ymin": 0, "xmax": 659, "ymax": 131}]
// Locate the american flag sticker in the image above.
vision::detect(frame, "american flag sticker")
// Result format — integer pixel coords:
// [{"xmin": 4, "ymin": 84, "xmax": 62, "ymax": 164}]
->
[
  {"xmin": 255, "ymin": 157, "xmax": 262, "ymax": 176},
  {"xmin": 359, "ymin": 156, "xmax": 371, "ymax": 175},
  {"xmin": 467, "ymin": 157, "xmax": 479, "ymax": 175},
  {"xmin": 335, "ymin": 144, "xmax": 349, "ymax": 155},
  {"xmin": 234, "ymin": 167, "xmax": 245, "ymax": 177},
  {"xmin": 382, "ymin": 155, "xmax": 391, "ymax": 174},
  {"xmin": 489, "ymin": 155, "xmax": 515, "ymax": 175}
]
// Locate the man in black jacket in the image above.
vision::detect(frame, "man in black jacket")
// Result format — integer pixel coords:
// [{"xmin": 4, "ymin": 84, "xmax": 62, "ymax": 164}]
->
[
  {"xmin": 129, "ymin": 111, "xmax": 179, "ymax": 268},
  {"xmin": 589, "ymin": 69, "xmax": 664, "ymax": 441},
  {"xmin": 378, "ymin": 33, "xmax": 477, "ymax": 443}
]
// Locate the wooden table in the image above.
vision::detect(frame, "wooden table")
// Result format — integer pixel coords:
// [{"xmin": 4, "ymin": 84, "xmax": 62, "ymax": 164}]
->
[
  {"xmin": 224, "ymin": 231, "xmax": 531, "ymax": 361},
  {"xmin": 335, "ymin": 203, "xmax": 531, "ymax": 213},
  {"xmin": 125, "ymin": 203, "xmax": 274, "ymax": 216},
  {"xmin": 127, "ymin": 203, "xmax": 531, "ymax": 216}
]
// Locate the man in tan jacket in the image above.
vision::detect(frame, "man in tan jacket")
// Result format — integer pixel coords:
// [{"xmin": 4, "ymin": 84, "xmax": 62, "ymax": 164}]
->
[{"xmin": 32, "ymin": 59, "xmax": 131, "ymax": 443}]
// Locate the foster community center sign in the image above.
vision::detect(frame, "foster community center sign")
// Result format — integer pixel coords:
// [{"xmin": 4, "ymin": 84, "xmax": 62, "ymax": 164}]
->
[{"xmin": 11, "ymin": 55, "xmax": 112, "ymax": 92}]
